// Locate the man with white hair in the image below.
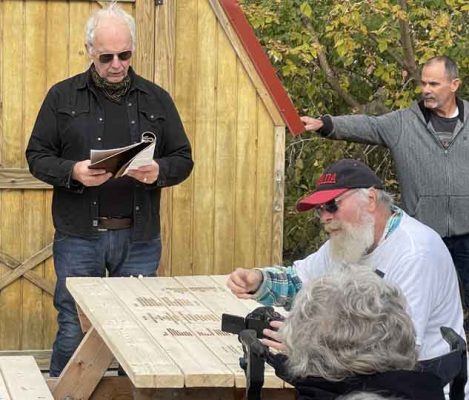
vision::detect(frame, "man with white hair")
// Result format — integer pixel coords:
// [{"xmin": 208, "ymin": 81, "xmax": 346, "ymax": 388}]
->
[
  {"xmin": 26, "ymin": 3, "xmax": 193, "ymax": 376},
  {"xmin": 227, "ymin": 159, "xmax": 464, "ymax": 364}
]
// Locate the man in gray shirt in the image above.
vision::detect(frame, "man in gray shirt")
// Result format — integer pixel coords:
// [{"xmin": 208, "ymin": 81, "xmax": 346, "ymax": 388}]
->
[{"xmin": 301, "ymin": 56, "xmax": 469, "ymax": 318}]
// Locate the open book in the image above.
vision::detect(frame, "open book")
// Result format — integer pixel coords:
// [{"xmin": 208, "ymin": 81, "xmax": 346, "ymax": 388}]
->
[{"xmin": 88, "ymin": 131, "xmax": 156, "ymax": 178}]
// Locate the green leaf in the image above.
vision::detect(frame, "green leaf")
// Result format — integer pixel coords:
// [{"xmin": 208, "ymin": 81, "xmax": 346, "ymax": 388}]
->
[{"xmin": 300, "ymin": 2, "xmax": 313, "ymax": 18}]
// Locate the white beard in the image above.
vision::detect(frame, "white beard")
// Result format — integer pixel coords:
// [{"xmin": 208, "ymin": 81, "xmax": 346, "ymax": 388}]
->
[{"xmin": 327, "ymin": 212, "xmax": 375, "ymax": 265}]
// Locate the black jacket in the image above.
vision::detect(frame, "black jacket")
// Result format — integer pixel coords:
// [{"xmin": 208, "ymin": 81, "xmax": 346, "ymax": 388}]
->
[
  {"xmin": 26, "ymin": 67, "xmax": 193, "ymax": 240},
  {"xmin": 292, "ymin": 371, "xmax": 445, "ymax": 400},
  {"xmin": 271, "ymin": 354, "xmax": 445, "ymax": 400}
]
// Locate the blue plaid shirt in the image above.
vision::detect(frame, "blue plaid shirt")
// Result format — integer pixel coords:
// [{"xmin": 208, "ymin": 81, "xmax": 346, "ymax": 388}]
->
[{"xmin": 252, "ymin": 266, "xmax": 302, "ymax": 310}]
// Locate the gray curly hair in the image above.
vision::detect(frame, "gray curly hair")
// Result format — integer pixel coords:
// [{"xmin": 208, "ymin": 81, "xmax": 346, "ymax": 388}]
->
[
  {"xmin": 281, "ymin": 268, "xmax": 417, "ymax": 380},
  {"xmin": 338, "ymin": 392, "xmax": 404, "ymax": 400},
  {"xmin": 85, "ymin": 1, "xmax": 136, "ymax": 50}
]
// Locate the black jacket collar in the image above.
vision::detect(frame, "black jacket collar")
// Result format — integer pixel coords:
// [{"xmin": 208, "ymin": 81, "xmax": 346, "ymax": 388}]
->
[{"xmin": 418, "ymin": 97, "xmax": 464, "ymax": 124}]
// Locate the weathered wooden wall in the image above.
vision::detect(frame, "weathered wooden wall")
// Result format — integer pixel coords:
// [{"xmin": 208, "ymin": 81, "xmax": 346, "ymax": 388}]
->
[{"xmin": 0, "ymin": 0, "xmax": 285, "ymax": 350}]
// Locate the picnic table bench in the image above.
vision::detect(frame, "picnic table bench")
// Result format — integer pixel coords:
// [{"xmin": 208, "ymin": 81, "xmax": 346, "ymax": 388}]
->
[
  {"xmin": 50, "ymin": 275, "xmax": 294, "ymax": 400},
  {"xmin": 0, "ymin": 355, "xmax": 53, "ymax": 399}
]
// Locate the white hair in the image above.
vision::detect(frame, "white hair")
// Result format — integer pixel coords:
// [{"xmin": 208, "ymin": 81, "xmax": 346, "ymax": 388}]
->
[
  {"xmin": 281, "ymin": 268, "xmax": 417, "ymax": 380},
  {"xmin": 355, "ymin": 188, "xmax": 395, "ymax": 210},
  {"xmin": 338, "ymin": 392, "xmax": 405, "ymax": 400},
  {"xmin": 85, "ymin": 2, "xmax": 136, "ymax": 50}
]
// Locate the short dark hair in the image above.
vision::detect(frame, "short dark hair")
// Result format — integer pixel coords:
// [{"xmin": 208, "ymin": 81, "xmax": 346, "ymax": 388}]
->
[{"xmin": 423, "ymin": 56, "xmax": 459, "ymax": 80}]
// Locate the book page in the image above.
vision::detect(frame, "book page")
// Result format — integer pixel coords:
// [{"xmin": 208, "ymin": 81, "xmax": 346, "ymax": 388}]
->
[
  {"xmin": 121, "ymin": 142, "xmax": 156, "ymax": 176},
  {"xmin": 90, "ymin": 142, "xmax": 141, "ymax": 164}
]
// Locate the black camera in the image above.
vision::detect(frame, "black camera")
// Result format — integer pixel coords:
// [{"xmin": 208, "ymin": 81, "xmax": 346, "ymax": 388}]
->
[
  {"xmin": 221, "ymin": 306, "xmax": 285, "ymax": 339},
  {"xmin": 221, "ymin": 306, "xmax": 286, "ymax": 400}
]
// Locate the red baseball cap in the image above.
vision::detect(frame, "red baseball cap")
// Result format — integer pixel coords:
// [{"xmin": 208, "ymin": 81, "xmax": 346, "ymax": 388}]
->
[{"xmin": 296, "ymin": 159, "xmax": 384, "ymax": 212}]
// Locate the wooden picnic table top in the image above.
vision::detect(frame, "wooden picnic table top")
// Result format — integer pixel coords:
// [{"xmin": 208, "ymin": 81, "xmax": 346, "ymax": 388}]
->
[{"xmin": 64, "ymin": 274, "xmax": 287, "ymax": 391}]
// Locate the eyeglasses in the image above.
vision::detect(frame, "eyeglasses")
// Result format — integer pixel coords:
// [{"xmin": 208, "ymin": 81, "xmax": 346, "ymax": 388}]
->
[
  {"xmin": 314, "ymin": 189, "xmax": 358, "ymax": 216},
  {"xmin": 98, "ymin": 50, "xmax": 132, "ymax": 64}
]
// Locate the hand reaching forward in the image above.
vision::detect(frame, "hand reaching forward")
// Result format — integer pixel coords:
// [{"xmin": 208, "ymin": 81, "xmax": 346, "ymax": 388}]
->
[
  {"xmin": 73, "ymin": 160, "xmax": 112, "ymax": 187},
  {"xmin": 227, "ymin": 268, "xmax": 263, "ymax": 299},
  {"xmin": 300, "ymin": 116, "xmax": 324, "ymax": 131}
]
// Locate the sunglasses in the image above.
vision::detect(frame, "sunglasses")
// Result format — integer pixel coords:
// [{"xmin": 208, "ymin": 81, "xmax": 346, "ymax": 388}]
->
[
  {"xmin": 98, "ymin": 50, "xmax": 132, "ymax": 64},
  {"xmin": 314, "ymin": 189, "xmax": 358, "ymax": 216}
]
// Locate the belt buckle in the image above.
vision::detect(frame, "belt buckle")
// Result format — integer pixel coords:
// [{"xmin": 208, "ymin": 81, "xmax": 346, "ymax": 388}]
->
[{"xmin": 97, "ymin": 217, "xmax": 108, "ymax": 232}]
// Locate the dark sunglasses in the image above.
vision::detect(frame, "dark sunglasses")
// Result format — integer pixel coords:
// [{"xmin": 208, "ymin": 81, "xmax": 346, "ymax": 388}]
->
[
  {"xmin": 98, "ymin": 50, "xmax": 132, "ymax": 64},
  {"xmin": 314, "ymin": 189, "xmax": 358, "ymax": 216},
  {"xmin": 314, "ymin": 200, "xmax": 340, "ymax": 215}
]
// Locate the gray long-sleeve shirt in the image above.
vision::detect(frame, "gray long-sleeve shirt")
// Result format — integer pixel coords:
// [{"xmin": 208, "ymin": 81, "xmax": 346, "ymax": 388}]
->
[{"xmin": 320, "ymin": 98, "xmax": 469, "ymax": 237}]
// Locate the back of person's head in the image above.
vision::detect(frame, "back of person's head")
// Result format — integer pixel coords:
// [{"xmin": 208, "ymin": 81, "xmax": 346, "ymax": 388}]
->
[
  {"xmin": 281, "ymin": 267, "xmax": 417, "ymax": 381},
  {"xmin": 85, "ymin": 1, "xmax": 136, "ymax": 50},
  {"xmin": 338, "ymin": 392, "xmax": 404, "ymax": 400}
]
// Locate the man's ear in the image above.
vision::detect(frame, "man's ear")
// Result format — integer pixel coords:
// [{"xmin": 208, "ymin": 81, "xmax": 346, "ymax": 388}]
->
[
  {"xmin": 85, "ymin": 43, "xmax": 92, "ymax": 59},
  {"xmin": 450, "ymin": 78, "xmax": 461, "ymax": 93},
  {"xmin": 368, "ymin": 188, "xmax": 378, "ymax": 212}
]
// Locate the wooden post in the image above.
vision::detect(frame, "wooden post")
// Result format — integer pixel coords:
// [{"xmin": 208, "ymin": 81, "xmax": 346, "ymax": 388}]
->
[{"xmin": 52, "ymin": 327, "xmax": 114, "ymax": 399}]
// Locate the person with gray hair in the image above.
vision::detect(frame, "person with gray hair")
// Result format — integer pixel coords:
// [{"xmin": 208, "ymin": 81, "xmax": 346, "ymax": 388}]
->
[
  {"xmin": 301, "ymin": 56, "xmax": 469, "ymax": 320},
  {"xmin": 227, "ymin": 159, "xmax": 465, "ymax": 366},
  {"xmin": 26, "ymin": 2, "xmax": 193, "ymax": 376},
  {"xmin": 276, "ymin": 268, "xmax": 444, "ymax": 399},
  {"xmin": 282, "ymin": 269, "xmax": 417, "ymax": 381}
]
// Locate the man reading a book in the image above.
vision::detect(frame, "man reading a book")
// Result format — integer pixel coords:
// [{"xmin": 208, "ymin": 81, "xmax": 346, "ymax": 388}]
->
[{"xmin": 25, "ymin": 2, "xmax": 193, "ymax": 377}]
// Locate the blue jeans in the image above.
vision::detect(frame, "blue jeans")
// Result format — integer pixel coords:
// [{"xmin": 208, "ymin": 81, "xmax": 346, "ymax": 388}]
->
[
  {"xmin": 50, "ymin": 229, "xmax": 161, "ymax": 377},
  {"xmin": 443, "ymin": 234, "xmax": 469, "ymax": 316}
]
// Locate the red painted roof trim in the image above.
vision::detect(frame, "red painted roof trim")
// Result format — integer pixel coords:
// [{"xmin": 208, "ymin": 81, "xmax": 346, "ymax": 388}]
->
[{"xmin": 219, "ymin": 0, "xmax": 305, "ymax": 136}]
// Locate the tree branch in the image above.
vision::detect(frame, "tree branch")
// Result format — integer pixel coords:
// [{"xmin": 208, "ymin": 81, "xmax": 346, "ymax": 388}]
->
[
  {"xmin": 301, "ymin": 16, "xmax": 389, "ymax": 114},
  {"xmin": 301, "ymin": 16, "xmax": 363, "ymax": 112},
  {"xmin": 397, "ymin": 0, "xmax": 418, "ymax": 81},
  {"xmin": 368, "ymin": 33, "xmax": 406, "ymax": 70}
]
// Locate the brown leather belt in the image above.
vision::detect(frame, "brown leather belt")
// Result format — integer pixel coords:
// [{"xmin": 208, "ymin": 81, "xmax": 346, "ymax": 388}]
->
[{"xmin": 97, "ymin": 217, "xmax": 132, "ymax": 231}]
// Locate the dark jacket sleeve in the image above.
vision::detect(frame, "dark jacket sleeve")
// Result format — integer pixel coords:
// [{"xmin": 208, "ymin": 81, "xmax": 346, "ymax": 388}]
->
[
  {"xmin": 25, "ymin": 87, "xmax": 82, "ymax": 192},
  {"xmin": 153, "ymin": 90, "xmax": 193, "ymax": 188}
]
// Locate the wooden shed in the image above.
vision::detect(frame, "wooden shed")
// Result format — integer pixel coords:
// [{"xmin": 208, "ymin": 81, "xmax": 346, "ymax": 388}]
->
[{"xmin": 0, "ymin": 0, "xmax": 302, "ymax": 352}]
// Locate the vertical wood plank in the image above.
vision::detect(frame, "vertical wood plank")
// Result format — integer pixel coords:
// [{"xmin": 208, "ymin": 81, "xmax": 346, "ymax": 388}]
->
[
  {"xmin": 0, "ymin": 188, "xmax": 23, "ymax": 350},
  {"xmin": 0, "ymin": 0, "xmax": 25, "ymax": 351},
  {"xmin": 43, "ymin": 193, "xmax": 56, "ymax": 349},
  {"xmin": 154, "ymin": 0, "xmax": 176, "ymax": 93},
  {"xmin": 213, "ymin": 24, "xmax": 238, "ymax": 274},
  {"xmin": 135, "ymin": 0, "xmax": 155, "ymax": 81},
  {"xmin": 0, "ymin": 0, "xmax": 3, "ymax": 168},
  {"xmin": 22, "ymin": 190, "xmax": 46, "ymax": 349},
  {"xmin": 171, "ymin": 0, "xmax": 198, "ymax": 276},
  {"xmin": 69, "ymin": 1, "xmax": 92, "ymax": 77},
  {"xmin": 272, "ymin": 126, "xmax": 285, "ymax": 265},
  {"xmin": 2, "ymin": 0, "xmax": 24, "ymax": 166},
  {"xmin": 154, "ymin": 1, "xmax": 177, "ymax": 277},
  {"xmin": 22, "ymin": 1, "xmax": 48, "ymax": 349},
  {"xmin": 233, "ymin": 63, "xmax": 258, "ymax": 271},
  {"xmin": 46, "ymin": 1, "xmax": 69, "ymax": 88},
  {"xmin": 255, "ymin": 101, "xmax": 275, "ymax": 267},
  {"xmin": 192, "ymin": 0, "xmax": 217, "ymax": 276}
]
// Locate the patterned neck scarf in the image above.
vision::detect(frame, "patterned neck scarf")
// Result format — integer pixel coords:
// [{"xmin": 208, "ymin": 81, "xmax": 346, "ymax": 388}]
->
[{"xmin": 90, "ymin": 63, "xmax": 131, "ymax": 103}]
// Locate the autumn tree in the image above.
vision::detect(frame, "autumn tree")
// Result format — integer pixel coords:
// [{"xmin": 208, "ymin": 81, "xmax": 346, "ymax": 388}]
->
[{"xmin": 240, "ymin": 0, "xmax": 469, "ymax": 262}]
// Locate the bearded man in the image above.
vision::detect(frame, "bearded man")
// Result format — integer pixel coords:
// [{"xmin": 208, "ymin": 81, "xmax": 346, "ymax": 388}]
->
[
  {"xmin": 227, "ymin": 159, "xmax": 464, "ymax": 362},
  {"xmin": 301, "ymin": 56, "xmax": 469, "ymax": 316}
]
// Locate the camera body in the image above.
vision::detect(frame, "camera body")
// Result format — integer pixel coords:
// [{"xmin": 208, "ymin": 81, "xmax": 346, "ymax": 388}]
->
[{"xmin": 221, "ymin": 306, "xmax": 285, "ymax": 339}]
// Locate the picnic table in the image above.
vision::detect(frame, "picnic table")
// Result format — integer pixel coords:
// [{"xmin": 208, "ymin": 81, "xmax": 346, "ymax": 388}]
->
[{"xmin": 50, "ymin": 275, "xmax": 294, "ymax": 400}]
